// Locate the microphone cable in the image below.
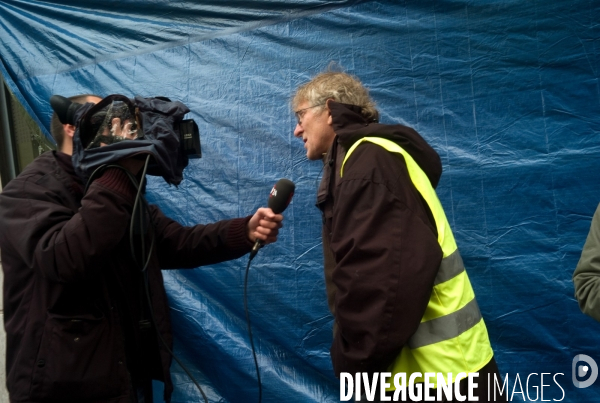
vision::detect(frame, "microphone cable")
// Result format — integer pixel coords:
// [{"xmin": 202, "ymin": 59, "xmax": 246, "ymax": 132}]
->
[
  {"xmin": 242, "ymin": 178, "xmax": 295, "ymax": 403},
  {"xmin": 85, "ymin": 155, "xmax": 210, "ymax": 403}
]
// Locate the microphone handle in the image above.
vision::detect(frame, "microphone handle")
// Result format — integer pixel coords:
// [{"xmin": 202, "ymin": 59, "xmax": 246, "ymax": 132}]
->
[{"xmin": 249, "ymin": 239, "xmax": 263, "ymax": 260}]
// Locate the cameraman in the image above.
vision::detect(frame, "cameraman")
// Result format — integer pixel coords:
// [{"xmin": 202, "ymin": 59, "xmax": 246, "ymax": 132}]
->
[{"xmin": 0, "ymin": 94, "xmax": 283, "ymax": 403}]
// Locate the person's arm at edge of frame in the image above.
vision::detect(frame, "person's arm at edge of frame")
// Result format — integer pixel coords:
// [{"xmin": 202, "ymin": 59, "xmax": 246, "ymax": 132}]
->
[{"xmin": 573, "ymin": 202, "xmax": 600, "ymax": 322}]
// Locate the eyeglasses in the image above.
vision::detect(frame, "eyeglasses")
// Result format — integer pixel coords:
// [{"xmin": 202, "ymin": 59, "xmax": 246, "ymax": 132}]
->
[{"xmin": 294, "ymin": 104, "xmax": 325, "ymax": 125}]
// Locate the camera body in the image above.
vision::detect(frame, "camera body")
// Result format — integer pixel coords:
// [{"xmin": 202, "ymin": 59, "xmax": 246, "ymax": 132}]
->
[{"xmin": 176, "ymin": 119, "xmax": 202, "ymax": 159}]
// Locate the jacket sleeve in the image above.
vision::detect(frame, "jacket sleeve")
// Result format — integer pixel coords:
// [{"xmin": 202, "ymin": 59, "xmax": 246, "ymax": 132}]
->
[
  {"xmin": 151, "ymin": 207, "xmax": 254, "ymax": 269},
  {"xmin": 573, "ymin": 203, "xmax": 600, "ymax": 322},
  {"xmin": 1, "ymin": 168, "xmax": 138, "ymax": 284},
  {"xmin": 329, "ymin": 144, "xmax": 442, "ymax": 376}
]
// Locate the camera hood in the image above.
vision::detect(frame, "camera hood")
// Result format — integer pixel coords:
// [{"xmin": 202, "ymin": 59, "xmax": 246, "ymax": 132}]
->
[{"xmin": 51, "ymin": 94, "xmax": 191, "ymax": 186}]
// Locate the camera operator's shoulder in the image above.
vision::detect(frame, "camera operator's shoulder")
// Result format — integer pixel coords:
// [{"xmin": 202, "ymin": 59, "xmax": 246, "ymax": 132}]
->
[{"xmin": 2, "ymin": 152, "xmax": 69, "ymax": 198}]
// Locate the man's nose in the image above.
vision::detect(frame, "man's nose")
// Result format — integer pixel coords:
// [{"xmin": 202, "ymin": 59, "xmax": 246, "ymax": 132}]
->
[{"xmin": 293, "ymin": 123, "xmax": 303, "ymax": 138}]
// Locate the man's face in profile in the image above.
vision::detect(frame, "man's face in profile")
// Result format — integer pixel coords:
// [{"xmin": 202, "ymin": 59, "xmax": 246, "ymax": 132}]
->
[{"xmin": 293, "ymin": 101, "xmax": 336, "ymax": 160}]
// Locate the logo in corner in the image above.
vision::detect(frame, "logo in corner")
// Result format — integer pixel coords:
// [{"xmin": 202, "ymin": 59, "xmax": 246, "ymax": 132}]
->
[{"xmin": 572, "ymin": 354, "xmax": 598, "ymax": 388}]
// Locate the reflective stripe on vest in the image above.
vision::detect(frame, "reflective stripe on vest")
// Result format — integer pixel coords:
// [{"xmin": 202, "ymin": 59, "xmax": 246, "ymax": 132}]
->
[{"xmin": 341, "ymin": 137, "xmax": 493, "ymax": 387}]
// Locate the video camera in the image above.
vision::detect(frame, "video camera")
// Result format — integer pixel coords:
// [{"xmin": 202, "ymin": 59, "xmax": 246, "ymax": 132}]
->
[{"xmin": 50, "ymin": 94, "xmax": 202, "ymax": 186}]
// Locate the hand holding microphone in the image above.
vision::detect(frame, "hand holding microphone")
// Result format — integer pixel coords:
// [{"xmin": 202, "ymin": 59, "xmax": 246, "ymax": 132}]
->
[{"xmin": 248, "ymin": 178, "xmax": 295, "ymax": 260}]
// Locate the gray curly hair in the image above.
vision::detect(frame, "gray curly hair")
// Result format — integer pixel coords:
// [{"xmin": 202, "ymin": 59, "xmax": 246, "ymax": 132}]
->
[{"xmin": 292, "ymin": 72, "xmax": 378, "ymax": 122}]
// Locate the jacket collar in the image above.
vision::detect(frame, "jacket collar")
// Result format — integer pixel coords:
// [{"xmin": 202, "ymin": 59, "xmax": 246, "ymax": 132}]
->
[{"xmin": 325, "ymin": 101, "xmax": 443, "ymax": 189}]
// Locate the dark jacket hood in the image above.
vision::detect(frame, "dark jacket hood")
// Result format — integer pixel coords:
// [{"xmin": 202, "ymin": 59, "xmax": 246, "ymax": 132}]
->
[{"xmin": 329, "ymin": 101, "xmax": 443, "ymax": 188}]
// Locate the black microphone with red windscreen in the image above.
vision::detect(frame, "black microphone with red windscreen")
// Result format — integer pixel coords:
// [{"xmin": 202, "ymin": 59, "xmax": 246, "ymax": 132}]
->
[{"xmin": 249, "ymin": 178, "xmax": 295, "ymax": 260}]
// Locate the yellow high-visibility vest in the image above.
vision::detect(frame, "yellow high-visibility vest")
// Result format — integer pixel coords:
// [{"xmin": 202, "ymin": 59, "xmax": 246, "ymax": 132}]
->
[{"xmin": 341, "ymin": 137, "xmax": 494, "ymax": 387}]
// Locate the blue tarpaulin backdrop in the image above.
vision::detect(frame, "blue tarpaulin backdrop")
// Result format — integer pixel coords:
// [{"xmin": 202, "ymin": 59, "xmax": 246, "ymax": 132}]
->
[{"xmin": 1, "ymin": 1, "xmax": 600, "ymax": 402}]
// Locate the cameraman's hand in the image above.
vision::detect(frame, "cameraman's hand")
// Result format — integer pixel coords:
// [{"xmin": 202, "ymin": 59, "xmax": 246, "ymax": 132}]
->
[
  {"xmin": 100, "ymin": 117, "xmax": 137, "ymax": 146},
  {"xmin": 101, "ymin": 117, "xmax": 145, "ymax": 175},
  {"xmin": 248, "ymin": 207, "xmax": 283, "ymax": 245}
]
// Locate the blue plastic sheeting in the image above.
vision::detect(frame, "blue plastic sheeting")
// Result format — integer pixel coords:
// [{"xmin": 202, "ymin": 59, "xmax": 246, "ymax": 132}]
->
[{"xmin": 2, "ymin": 0, "xmax": 600, "ymax": 402}]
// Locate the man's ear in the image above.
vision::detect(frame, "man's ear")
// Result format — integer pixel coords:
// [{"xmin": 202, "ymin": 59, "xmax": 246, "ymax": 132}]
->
[
  {"xmin": 326, "ymin": 99, "xmax": 334, "ymax": 125},
  {"xmin": 64, "ymin": 124, "xmax": 76, "ymax": 140}
]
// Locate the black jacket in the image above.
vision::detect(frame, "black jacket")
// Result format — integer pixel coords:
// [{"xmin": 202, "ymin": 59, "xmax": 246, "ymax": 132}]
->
[
  {"xmin": 318, "ymin": 103, "xmax": 505, "ymax": 402},
  {"xmin": 0, "ymin": 151, "xmax": 253, "ymax": 402},
  {"xmin": 317, "ymin": 102, "xmax": 444, "ymax": 376}
]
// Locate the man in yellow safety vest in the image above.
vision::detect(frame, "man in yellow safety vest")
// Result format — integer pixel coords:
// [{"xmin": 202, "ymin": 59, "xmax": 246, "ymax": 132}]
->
[{"xmin": 292, "ymin": 71, "xmax": 506, "ymax": 402}]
